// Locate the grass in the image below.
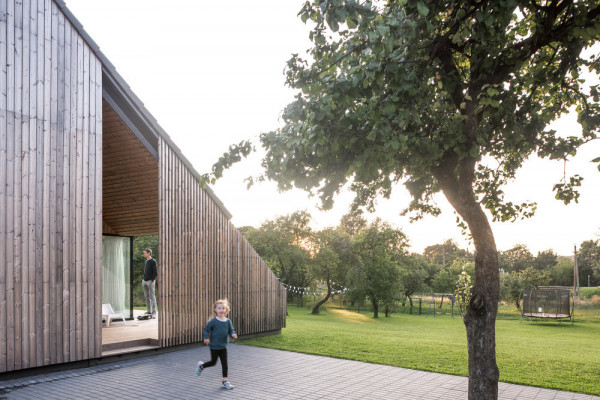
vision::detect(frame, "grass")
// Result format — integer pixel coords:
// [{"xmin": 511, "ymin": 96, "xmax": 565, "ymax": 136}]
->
[
  {"xmin": 580, "ymin": 287, "xmax": 600, "ymax": 299},
  {"xmin": 239, "ymin": 303, "xmax": 600, "ymax": 395}
]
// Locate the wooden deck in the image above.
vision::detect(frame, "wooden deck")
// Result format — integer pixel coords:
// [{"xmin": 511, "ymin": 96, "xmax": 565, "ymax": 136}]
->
[{"xmin": 101, "ymin": 311, "xmax": 158, "ymax": 356}]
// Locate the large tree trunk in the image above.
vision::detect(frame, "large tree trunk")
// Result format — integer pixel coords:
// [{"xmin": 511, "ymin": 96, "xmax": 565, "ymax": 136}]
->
[
  {"xmin": 435, "ymin": 161, "xmax": 500, "ymax": 400},
  {"xmin": 372, "ymin": 300, "xmax": 379, "ymax": 318},
  {"xmin": 464, "ymin": 226, "xmax": 499, "ymax": 400},
  {"xmin": 312, "ymin": 280, "xmax": 331, "ymax": 314}
]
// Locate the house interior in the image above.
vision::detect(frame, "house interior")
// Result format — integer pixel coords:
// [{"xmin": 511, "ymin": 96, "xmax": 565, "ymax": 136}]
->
[{"xmin": 100, "ymin": 97, "xmax": 160, "ymax": 356}]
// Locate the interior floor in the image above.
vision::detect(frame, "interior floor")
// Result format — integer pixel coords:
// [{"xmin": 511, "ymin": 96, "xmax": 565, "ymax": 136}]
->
[{"xmin": 101, "ymin": 310, "xmax": 159, "ymax": 356}]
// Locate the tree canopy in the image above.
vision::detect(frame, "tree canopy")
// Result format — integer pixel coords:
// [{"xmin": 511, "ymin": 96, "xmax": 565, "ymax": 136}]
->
[
  {"xmin": 242, "ymin": 211, "xmax": 313, "ymax": 292},
  {"xmin": 208, "ymin": 1, "xmax": 600, "ymax": 398}
]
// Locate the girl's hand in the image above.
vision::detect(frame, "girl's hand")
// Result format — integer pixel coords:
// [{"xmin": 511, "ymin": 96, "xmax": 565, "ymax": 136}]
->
[
  {"xmin": 232, "ymin": 334, "xmax": 238, "ymax": 340},
  {"xmin": 203, "ymin": 339, "xmax": 210, "ymax": 345}
]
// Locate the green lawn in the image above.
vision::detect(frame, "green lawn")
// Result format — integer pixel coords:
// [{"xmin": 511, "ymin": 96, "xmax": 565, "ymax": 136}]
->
[{"xmin": 239, "ymin": 304, "xmax": 600, "ymax": 395}]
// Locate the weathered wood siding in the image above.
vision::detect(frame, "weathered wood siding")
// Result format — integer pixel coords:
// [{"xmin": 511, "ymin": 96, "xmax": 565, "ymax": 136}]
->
[
  {"xmin": 0, "ymin": 0, "xmax": 103, "ymax": 373},
  {"xmin": 158, "ymin": 138, "xmax": 286, "ymax": 347}
]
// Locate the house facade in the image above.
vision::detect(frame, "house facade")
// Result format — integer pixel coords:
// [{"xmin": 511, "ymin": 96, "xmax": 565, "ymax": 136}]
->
[{"xmin": 0, "ymin": 0, "xmax": 285, "ymax": 373}]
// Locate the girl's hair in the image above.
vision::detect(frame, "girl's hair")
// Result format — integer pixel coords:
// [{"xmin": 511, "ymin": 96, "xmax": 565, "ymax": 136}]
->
[{"xmin": 212, "ymin": 298, "xmax": 231, "ymax": 317}]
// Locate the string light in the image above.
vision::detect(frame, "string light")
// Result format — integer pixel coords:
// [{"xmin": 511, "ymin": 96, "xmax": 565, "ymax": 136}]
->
[{"xmin": 281, "ymin": 281, "xmax": 349, "ymax": 296}]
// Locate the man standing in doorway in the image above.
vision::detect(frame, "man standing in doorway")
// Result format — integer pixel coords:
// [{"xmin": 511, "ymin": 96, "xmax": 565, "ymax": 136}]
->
[{"xmin": 142, "ymin": 248, "xmax": 158, "ymax": 318}]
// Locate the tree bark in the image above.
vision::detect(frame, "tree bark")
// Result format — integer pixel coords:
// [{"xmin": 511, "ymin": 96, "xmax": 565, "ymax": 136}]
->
[
  {"xmin": 372, "ymin": 300, "xmax": 379, "ymax": 318},
  {"xmin": 463, "ymin": 232, "xmax": 499, "ymax": 400},
  {"xmin": 435, "ymin": 162, "xmax": 500, "ymax": 400}
]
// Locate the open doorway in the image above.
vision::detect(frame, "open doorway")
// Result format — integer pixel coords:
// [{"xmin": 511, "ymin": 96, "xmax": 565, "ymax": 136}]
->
[{"xmin": 101, "ymin": 98, "xmax": 160, "ymax": 355}]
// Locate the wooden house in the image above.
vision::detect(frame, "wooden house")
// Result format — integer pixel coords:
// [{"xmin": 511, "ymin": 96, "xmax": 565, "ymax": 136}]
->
[{"xmin": 0, "ymin": 0, "xmax": 286, "ymax": 373}]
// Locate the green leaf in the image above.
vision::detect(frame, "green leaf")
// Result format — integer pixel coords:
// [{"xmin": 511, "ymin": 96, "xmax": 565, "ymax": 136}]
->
[
  {"xmin": 417, "ymin": 1, "xmax": 429, "ymax": 17},
  {"xmin": 377, "ymin": 25, "xmax": 390, "ymax": 37},
  {"xmin": 469, "ymin": 146, "xmax": 479, "ymax": 158}
]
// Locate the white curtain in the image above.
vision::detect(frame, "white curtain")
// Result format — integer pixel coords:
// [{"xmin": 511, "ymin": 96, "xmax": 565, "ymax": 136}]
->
[{"xmin": 102, "ymin": 236, "xmax": 131, "ymax": 317}]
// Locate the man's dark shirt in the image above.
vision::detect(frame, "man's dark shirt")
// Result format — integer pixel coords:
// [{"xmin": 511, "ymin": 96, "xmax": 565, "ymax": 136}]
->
[{"xmin": 144, "ymin": 258, "xmax": 158, "ymax": 281}]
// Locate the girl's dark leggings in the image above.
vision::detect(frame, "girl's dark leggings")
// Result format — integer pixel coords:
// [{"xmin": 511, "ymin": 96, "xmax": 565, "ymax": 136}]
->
[{"xmin": 203, "ymin": 348, "xmax": 228, "ymax": 377}]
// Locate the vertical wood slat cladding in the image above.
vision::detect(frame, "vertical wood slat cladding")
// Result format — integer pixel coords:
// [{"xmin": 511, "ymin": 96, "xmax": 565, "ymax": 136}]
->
[
  {"xmin": 158, "ymin": 138, "xmax": 286, "ymax": 347},
  {"xmin": 0, "ymin": 0, "xmax": 102, "ymax": 373}
]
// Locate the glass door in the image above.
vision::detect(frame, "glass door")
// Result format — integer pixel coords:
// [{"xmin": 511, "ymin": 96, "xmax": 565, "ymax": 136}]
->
[{"xmin": 102, "ymin": 236, "xmax": 132, "ymax": 318}]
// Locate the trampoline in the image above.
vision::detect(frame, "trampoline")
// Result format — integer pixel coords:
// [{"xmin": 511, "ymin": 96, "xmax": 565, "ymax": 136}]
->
[{"xmin": 520, "ymin": 288, "xmax": 573, "ymax": 323}]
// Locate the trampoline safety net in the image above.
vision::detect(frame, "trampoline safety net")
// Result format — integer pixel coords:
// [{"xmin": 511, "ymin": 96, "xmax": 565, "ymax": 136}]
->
[{"xmin": 521, "ymin": 289, "xmax": 571, "ymax": 319}]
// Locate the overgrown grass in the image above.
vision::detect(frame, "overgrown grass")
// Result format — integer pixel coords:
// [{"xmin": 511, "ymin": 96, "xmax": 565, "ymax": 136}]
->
[
  {"xmin": 580, "ymin": 287, "xmax": 600, "ymax": 299},
  {"xmin": 239, "ymin": 304, "xmax": 600, "ymax": 395}
]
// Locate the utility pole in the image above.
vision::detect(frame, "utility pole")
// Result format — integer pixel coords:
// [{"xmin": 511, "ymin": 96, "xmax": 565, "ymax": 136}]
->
[{"xmin": 573, "ymin": 245, "xmax": 580, "ymax": 300}]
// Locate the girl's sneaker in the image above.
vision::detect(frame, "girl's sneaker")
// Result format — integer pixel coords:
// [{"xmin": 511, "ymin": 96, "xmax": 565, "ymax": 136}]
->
[
  {"xmin": 196, "ymin": 362, "xmax": 204, "ymax": 376},
  {"xmin": 221, "ymin": 381, "xmax": 234, "ymax": 390}
]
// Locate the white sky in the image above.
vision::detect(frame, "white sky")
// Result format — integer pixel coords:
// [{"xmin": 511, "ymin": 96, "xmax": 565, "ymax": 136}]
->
[{"xmin": 65, "ymin": 0, "xmax": 600, "ymax": 256}]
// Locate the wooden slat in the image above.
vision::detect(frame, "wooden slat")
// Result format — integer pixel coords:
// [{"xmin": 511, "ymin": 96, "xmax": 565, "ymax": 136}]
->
[
  {"xmin": 9, "ymin": 0, "xmax": 23, "ymax": 372},
  {"xmin": 61, "ymin": 17, "xmax": 71, "ymax": 365},
  {"xmin": 68, "ymin": 22, "xmax": 77, "ymax": 362},
  {"xmin": 54, "ymin": 3, "xmax": 64, "ymax": 365},
  {"xmin": 80, "ymin": 40, "xmax": 89, "ymax": 360},
  {"xmin": 41, "ymin": 0, "xmax": 52, "ymax": 367},
  {"xmin": 0, "ymin": 0, "xmax": 8, "ymax": 373},
  {"xmin": 94, "ymin": 57, "xmax": 102, "ymax": 359},
  {"xmin": 34, "ymin": 0, "xmax": 44, "ymax": 367},
  {"xmin": 74, "ymin": 32, "xmax": 83, "ymax": 361},
  {"xmin": 47, "ymin": 0, "xmax": 58, "ymax": 366},
  {"xmin": 25, "ymin": 0, "xmax": 36, "ymax": 369},
  {"xmin": 86, "ymin": 45, "xmax": 95, "ymax": 359}
]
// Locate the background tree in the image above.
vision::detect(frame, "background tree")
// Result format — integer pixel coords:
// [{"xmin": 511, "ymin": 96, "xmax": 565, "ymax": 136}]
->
[
  {"xmin": 399, "ymin": 255, "xmax": 430, "ymax": 308},
  {"xmin": 352, "ymin": 219, "xmax": 408, "ymax": 317},
  {"xmin": 339, "ymin": 209, "xmax": 368, "ymax": 237},
  {"xmin": 499, "ymin": 244, "xmax": 535, "ymax": 273},
  {"xmin": 430, "ymin": 257, "xmax": 475, "ymax": 294},
  {"xmin": 431, "ymin": 269, "xmax": 456, "ymax": 294},
  {"xmin": 310, "ymin": 227, "xmax": 354, "ymax": 314},
  {"xmin": 500, "ymin": 267, "xmax": 551, "ymax": 309},
  {"xmin": 455, "ymin": 267, "xmax": 473, "ymax": 317},
  {"xmin": 549, "ymin": 256, "xmax": 575, "ymax": 286},
  {"xmin": 243, "ymin": 212, "xmax": 313, "ymax": 301},
  {"xmin": 577, "ymin": 239, "xmax": 600, "ymax": 286},
  {"xmin": 423, "ymin": 239, "xmax": 471, "ymax": 267},
  {"xmin": 208, "ymin": 1, "xmax": 600, "ymax": 398},
  {"xmin": 533, "ymin": 249, "xmax": 559, "ymax": 271}
]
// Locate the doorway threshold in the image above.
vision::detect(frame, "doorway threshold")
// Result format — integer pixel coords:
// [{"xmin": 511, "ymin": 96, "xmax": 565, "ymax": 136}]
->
[{"xmin": 102, "ymin": 338, "xmax": 159, "ymax": 357}]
